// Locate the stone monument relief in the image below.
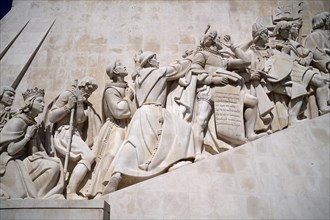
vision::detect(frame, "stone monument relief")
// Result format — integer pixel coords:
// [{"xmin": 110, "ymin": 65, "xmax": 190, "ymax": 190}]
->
[{"xmin": 0, "ymin": 0, "xmax": 329, "ymax": 219}]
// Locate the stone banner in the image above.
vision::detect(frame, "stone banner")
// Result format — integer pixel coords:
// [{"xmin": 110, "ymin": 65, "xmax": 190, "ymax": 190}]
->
[{"xmin": 214, "ymin": 85, "xmax": 246, "ymax": 145}]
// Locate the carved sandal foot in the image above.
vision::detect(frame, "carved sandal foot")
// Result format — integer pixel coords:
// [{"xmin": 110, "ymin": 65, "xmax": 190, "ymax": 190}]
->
[
  {"xmin": 247, "ymin": 132, "xmax": 267, "ymax": 141},
  {"xmin": 194, "ymin": 154, "xmax": 206, "ymax": 162},
  {"xmin": 93, "ymin": 193, "xmax": 102, "ymax": 199},
  {"xmin": 288, "ymin": 118, "xmax": 308, "ymax": 127},
  {"xmin": 66, "ymin": 193, "xmax": 86, "ymax": 200},
  {"xmin": 0, "ymin": 189, "xmax": 10, "ymax": 199},
  {"xmin": 168, "ymin": 160, "xmax": 192, "ymax": 172},
  {"xmin": 319, "ymin": 108, "xmax": 330, "ymax": 116},
  {"xmin": 103, "ymin": 173, "xmax": 122, "ymax": 194}
]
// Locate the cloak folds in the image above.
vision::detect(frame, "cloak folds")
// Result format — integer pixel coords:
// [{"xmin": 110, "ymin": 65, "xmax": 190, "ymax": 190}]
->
[{"xmin": 0, "ymin": 114, "xmax": 64, "ymax": 199}]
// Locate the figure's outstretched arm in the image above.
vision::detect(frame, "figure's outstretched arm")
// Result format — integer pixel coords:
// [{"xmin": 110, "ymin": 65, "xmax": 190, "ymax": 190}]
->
[
  {"xmin": 223, "ymin": 35, "xmax": 251, "ymax": 70},
  {"xmin": 164, "ymin": 57, "xmax": 193, "ymax": 80}
]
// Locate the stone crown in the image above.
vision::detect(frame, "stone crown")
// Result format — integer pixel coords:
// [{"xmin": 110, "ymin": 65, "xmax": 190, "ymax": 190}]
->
[{"xmin": 22, "ymin": 87, "xmax": 45, "ymax": 100}]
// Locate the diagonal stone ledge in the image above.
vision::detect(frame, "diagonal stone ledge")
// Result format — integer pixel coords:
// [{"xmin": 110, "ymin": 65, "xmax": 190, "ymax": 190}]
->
[{"xmin": 104, "ymin": 114, "xmax": 329, "ymax": 219}]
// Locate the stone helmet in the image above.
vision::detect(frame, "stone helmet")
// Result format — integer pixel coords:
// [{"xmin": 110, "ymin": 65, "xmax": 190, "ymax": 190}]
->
[
  {"xmin": 0, "ymin": 85, "xmax": 15, "ymax": 101},
  {"xmin": 200, "ymin": 30, "xmax": 217, "ymax": 46},
  {"xmin": 252, "ymin": 22, "xmax": 268, "ymax": 41}
]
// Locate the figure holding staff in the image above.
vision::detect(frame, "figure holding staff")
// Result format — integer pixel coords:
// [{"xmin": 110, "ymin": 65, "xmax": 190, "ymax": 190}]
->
[{"xmin": 48, "ymin": 77, "xmax": 101, "ymax": 199}]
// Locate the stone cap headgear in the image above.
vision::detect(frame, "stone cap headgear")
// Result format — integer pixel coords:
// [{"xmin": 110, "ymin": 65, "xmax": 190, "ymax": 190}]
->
[
  {"xmin": 0, "ymin": 85, "xmax": 15, "ymax": 100},
  {"xmin": 252, "ymin": 22, "xmax": 268, "ymax": 41},
  {"xmin": 78, "ymin": 76, "xmax": 98, "ymax": 91},
  {"xmin": 271, "ymin": 21, "xmax": 291, "ymax": 37},
  {"xmin": 139, "ymin": 51, "xmax": 156, "ymax": 68},
  {"xmin": 106, "ymin": 60, "xmax": 121, "ymax": 80},
  {"xmin": 200, "ymin": 30, "xmax": 217, "ymax": 46}
]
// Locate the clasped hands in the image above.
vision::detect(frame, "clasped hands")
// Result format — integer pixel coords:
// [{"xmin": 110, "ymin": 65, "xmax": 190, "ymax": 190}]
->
[
  {"xmin": 125, "ymin": 87, "xmax": 134, "ymax": 100},
  {"xmin": 67, "ymin": 88, "xmax": 85, "ymax": 110},
  {"xmin": 25, "ymin": 125, "xmax": 38, "ymax": 140},
  {"xmin": 248, "ymin": 68, "xmax": 262, "ymax": 81},
  {"xmin": 211, "ymin": 74, "xmax": 229, "ymax": 86}
]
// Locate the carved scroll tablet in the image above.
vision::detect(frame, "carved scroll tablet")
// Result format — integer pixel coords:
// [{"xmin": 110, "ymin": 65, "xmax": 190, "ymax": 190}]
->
[{"xmin": 214, "ymin": 85, "xmax": 246, "ymax": 145}]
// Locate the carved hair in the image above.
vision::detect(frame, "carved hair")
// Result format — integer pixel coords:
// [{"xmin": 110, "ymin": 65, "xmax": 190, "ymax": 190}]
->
[
  {"xmin": 312, "ymin": 12, "xmax": 330, "ymax": 30},
  {"xmin": 78, "ymin": 76, "xmax": 98, "ymax": 91}
]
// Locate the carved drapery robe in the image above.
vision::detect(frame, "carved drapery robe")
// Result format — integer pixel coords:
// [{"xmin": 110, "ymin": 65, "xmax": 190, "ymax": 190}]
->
[
  {"xmin": 270, "ymin": 39, "xmax": 321, "ymax": 119},
  {"xmin": 245, "ymin": 46, "xmax": 290, "ymax": 131},
  {"xmin": 50, "ymin": 91, "xmax": 101, "ymax": 171},
  {"xmin": 85, "ymin": 82, "xmax": 132, "ymax": 198},
  {"xmin": 0, "ymin": 114, "xmax": 64, "ymax": 199},
  {"xmin": 0, "ymin": 107, "xmax": 16, "ymax": 132},
  {"xmin": 271, "ymin": 39, "xmax": 316, "ymax": 93},
  {"xmin": 174, "ymin": 49, "xmax": 246, "ymax": 147},
  {"xmin": 193, "ymin": 50, "xmax": 248, "ymax": 146},
  {"xmin": 112, "ymin": 61, "xmax": 195, "ymax": 188},
  {"xmin": 303, "ymin": 29, "xmax": 330, "ymax": 73}
]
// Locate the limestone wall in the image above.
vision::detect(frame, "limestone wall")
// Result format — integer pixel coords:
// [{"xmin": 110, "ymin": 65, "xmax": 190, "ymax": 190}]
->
[
  {"xmin": 0, "ymin": 1, "xmax": 329, "ymax": 219},
  {"xmin": 0, "ymin": 0, "xmax": 329, "ymax": 114},
  {"xmin": 0, "ymin": 200, "xmax": 110, "ymax": 220},
  {"xmin": 105, "ymin": 114, "xmax": 330, "ymax": 219}
]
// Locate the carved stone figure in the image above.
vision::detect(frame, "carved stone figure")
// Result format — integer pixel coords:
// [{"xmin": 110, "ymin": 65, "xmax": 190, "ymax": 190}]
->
[
  {"xmin": 245, "ymin": 22, "xmax": 312, "ymax": 131},
  {"xmin": 84, "ymin": 61, "xmax": 135, "ymax": 199},
  {"xmin": 48, "ymin": 76, "xmax": 101, "ymax": 199},
  {"xmin": 185, "ymin": 31, "xmax": 266, "ymax": 161},
  {"xmin": 0, "ymin": 88, "xmax": 64, "ymax": 199},
  {"xmin": 270, "ymin": 21, "xmax": 330, "ymax": 115},
  {"xmin": 0, "ymin": 86, "xmax": 16, "ymax": 132},
  {"xmin": 303, "ymin": 12, "xmax": 330, "ymax": 73},
  {"xmin": 244, "ymin": 23, "xmax": 276, "ymax": 132},
  {"xmin": 289, "ymin": 20, "xmax": 303, "ymax": 42},
  {"xmin": 104, "ymin": 51, "xmax": 195, "ymax": 193}
]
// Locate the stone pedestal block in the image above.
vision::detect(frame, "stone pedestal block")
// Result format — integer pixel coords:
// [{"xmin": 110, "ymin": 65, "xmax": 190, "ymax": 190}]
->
[{"xmin": 0, "ymin": 199, "xmax": 110, "ymax": 220}]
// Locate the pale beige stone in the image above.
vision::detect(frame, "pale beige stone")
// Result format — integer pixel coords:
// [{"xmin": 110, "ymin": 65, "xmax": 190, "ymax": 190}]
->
[
  {"xmin": 0, "ymin": 0, "xmax": 327, "ymax": 114},
  {"xmin": 0, "ymin": 0, "xmax": 329, "ymax": 219},
  {"xmin": 0, "ymin": 200, "xmax": 110, "ymax": 220},
  {"xmin": 0, "ymin": 18, "xmax": 55, "ymax": 88},
  {"xmin": 106, "ymin": 114, "xmax": 329, "ymax": 219}
]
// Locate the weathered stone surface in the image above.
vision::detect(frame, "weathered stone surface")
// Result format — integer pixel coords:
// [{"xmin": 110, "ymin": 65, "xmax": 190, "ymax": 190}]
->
[
  {"xmin": 0, "ymin": 0, "xmax": 329, "ymax": 219},
  {"xmin": 0, "ymin": 18, "xmax": 55, "ymax": 87},
  {"xmin": 105, "ymin": 114, "xmax": 329, "ymax": 219},
  {"xmin": 0, "ymin": 200, "xmax": 110, "ymax": 220},
  {"xmin": 1, "ymin": 0, "xmax": 328, "ymax": 114}
]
